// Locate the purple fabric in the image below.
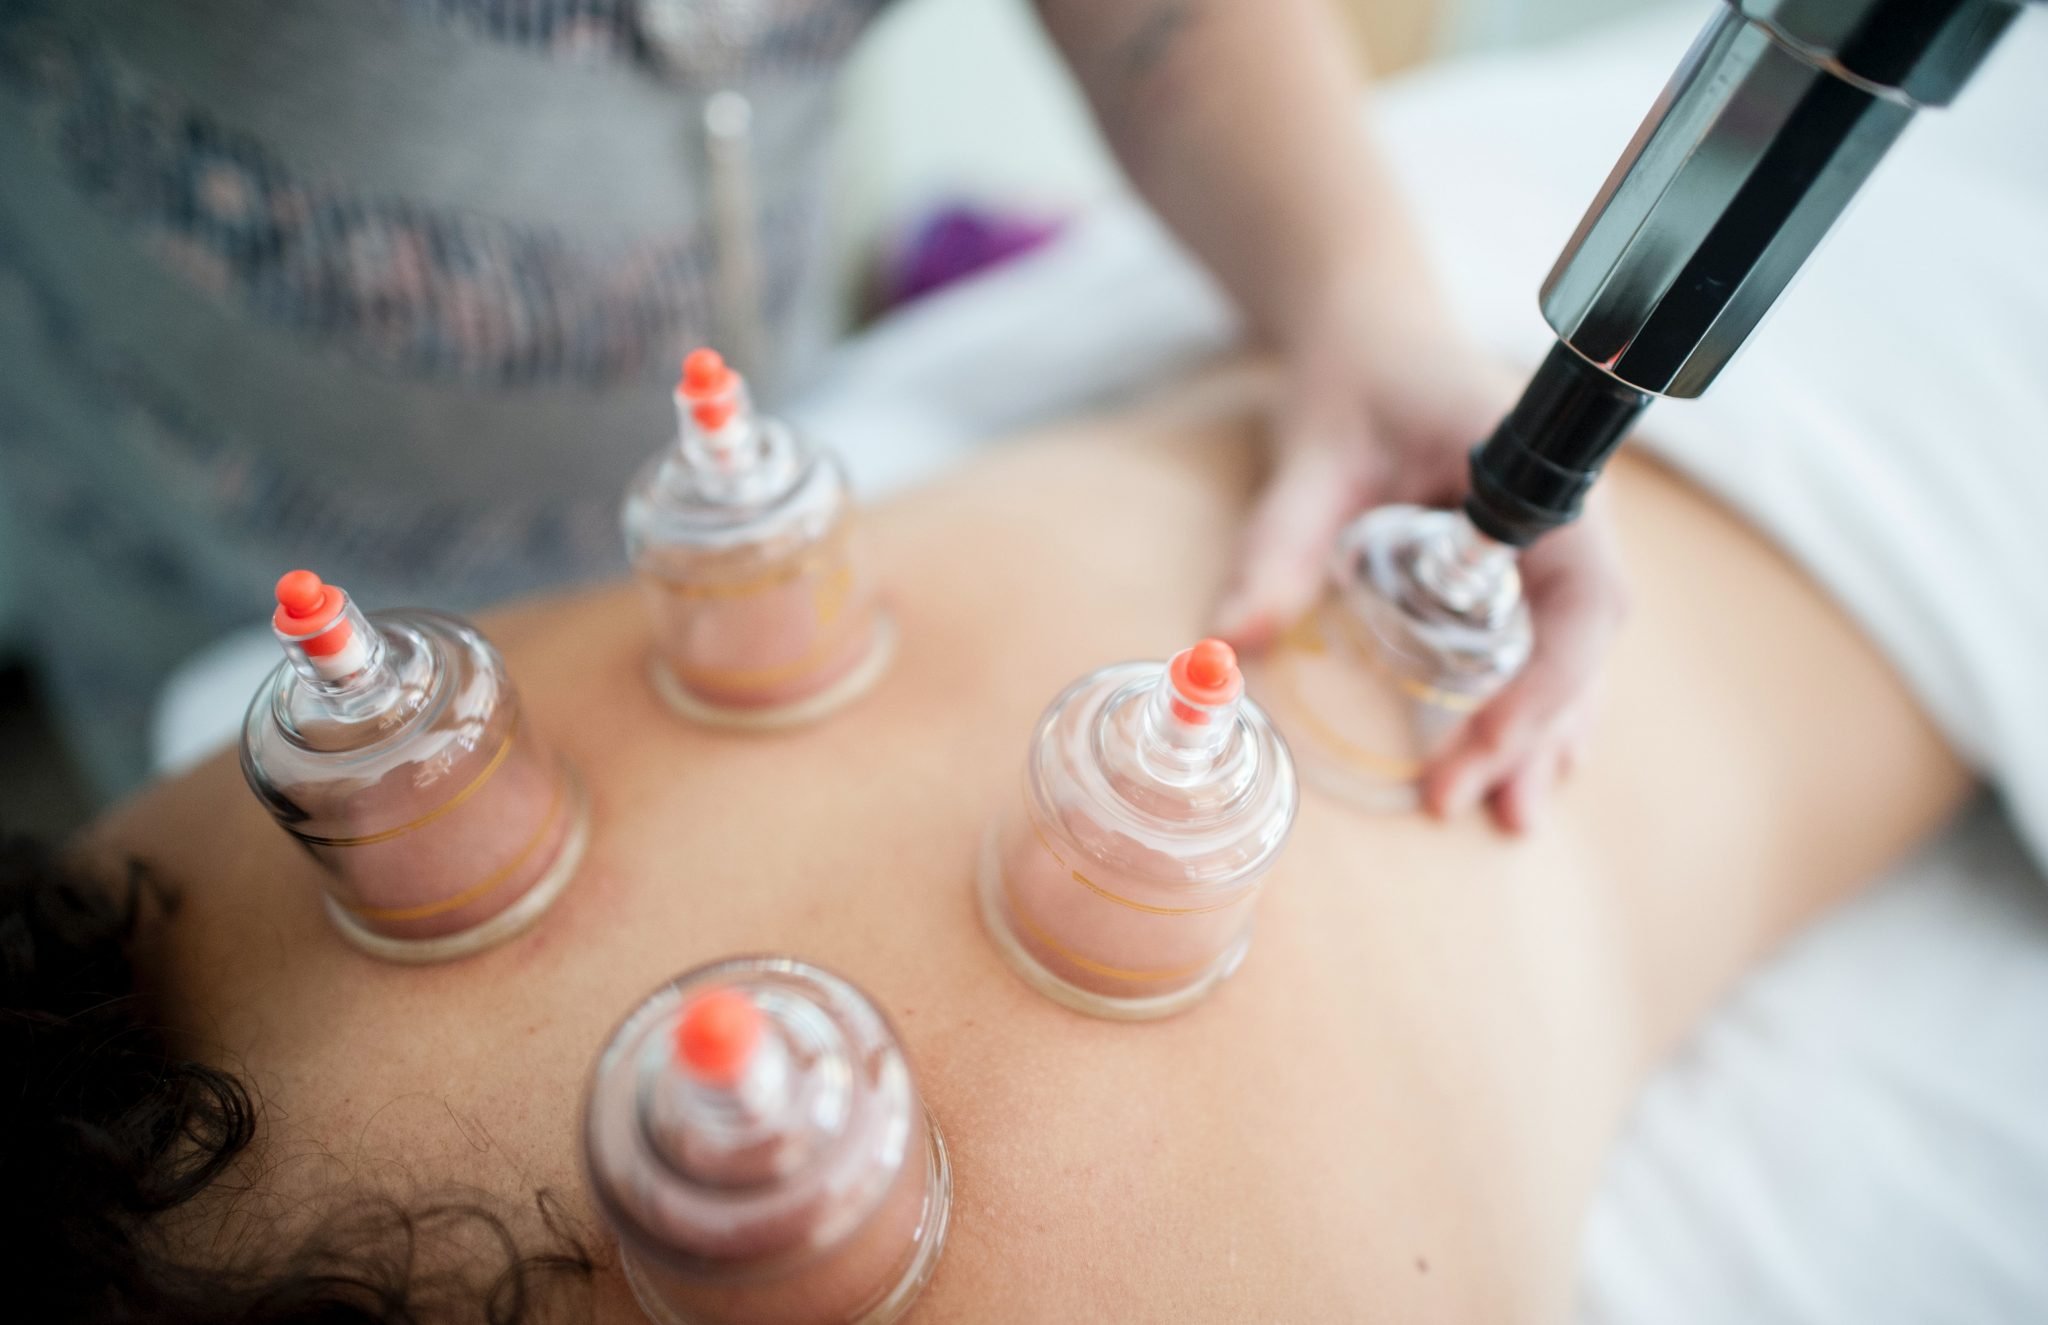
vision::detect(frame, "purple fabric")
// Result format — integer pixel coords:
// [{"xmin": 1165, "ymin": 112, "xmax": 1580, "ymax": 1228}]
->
[{"xmin": 880, "ymin": 204, "xmax": 1064, "ymax": 309}]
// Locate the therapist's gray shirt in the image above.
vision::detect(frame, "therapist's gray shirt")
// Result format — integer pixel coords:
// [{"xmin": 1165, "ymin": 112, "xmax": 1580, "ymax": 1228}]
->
[{"xmin": 0, "ymin": 0, "xmax": 884, "ymax": 789}]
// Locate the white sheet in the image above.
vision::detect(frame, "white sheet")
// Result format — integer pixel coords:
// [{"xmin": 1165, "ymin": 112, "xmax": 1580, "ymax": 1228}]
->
[{"xmin": 1583, "ymin": 796, "xmax": 2048, "ymax": 1322}]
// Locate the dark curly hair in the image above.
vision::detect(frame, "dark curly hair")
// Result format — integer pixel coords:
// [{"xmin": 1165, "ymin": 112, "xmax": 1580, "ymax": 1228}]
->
[{"xmin": 0, "ymin": 836, "xmax": 598, "ymax": 1323}]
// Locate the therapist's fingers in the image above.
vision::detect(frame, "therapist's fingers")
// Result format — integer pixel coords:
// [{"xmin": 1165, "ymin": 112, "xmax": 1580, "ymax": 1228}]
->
[
  {"xmin": 1487, "ymin": 718, "xmax": 1586, "ymax": 833},
  {"xmin": 1421, "ymin": 671, "xmax": 1594, "ymax": 830},
  {"xmin": 1212, "ymin": 426, "xmax": 1383, "ymax": 652},
  {"xmin": 1420, "ymin": 512, "xmax": 1628, "ymax": 831}
]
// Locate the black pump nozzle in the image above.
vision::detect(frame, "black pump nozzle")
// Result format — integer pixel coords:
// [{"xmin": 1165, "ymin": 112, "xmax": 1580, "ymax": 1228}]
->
[
  {"xmin": 1462, "ymin": 342, "xmax": 1651, "ymax": 548},
  {"xmin": 1465, "ymin": 0, "xmax": 2019, "ymax": 548}
]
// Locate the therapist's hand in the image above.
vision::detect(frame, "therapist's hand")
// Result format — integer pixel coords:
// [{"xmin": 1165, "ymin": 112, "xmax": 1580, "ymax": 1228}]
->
[
  {"xmin": 1030, "ymin": 0, "xmax": 1626, "ymax": 828},
  {"xmin": 1211, "ymin": 299, "xmax": 1630, "ymax": 834}
]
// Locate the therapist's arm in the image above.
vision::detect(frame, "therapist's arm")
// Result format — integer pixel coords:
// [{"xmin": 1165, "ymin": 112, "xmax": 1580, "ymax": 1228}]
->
[
  {"xmin": 1033, "ymin": 0, "xmax": 1629, "ymax": 832},
  {"xmin": 1033, "ymin": 0, "xmax": 1442, "ymax": 360}
]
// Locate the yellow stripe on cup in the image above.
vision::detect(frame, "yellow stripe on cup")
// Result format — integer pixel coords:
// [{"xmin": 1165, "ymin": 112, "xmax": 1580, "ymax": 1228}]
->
[
  {"xmin": 1027, "ymin": 810, "xmax": 1257, "ymax": 917},
  {"xmin": 338, "ymin": 768, "xmax": 567, "ymax": 924},
  {"xmin": 1000, "ymin": 865, "xmax": 1222, "ymax": 985},
  {"xmin": 289, "ymin": 713, "xmax": 520, "ymax": 848}
]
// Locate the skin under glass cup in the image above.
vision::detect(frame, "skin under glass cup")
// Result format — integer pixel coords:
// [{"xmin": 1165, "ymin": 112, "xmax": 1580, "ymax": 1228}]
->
[
  {"xmin": 977, "ymin": 639, "xmax": 1298, "ymax": 1020},
  {"xmin": 624, "ymin": 349, "xmax": 892, "ymax": 729},
  {"xmin": 1252, "ymin": 506, "xmax": 1531, "ymax": 810},
  {"xmin": 583, "ymin": 957, "xmax": 951, "ymax": 1325},
  {"xmin": 239, "ymin": 570, "xmax": 589, "ymax": 961}
]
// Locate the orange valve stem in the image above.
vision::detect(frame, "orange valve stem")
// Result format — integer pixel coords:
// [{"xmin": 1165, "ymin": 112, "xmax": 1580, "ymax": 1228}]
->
[
  {"xmin": 674, "ymin": 987, "xmax": 764, "ymax": 1087},
  {"xmin": 678, "ymin": 346, "xmax": 740, "ymax": 431},
  {"xmin": 276, "ymin": 569, "xmax": 325, "ymax": 615},
  {"xmin": 1169, "ymin": 637, "xmax": 1242, "ymax": 724},
  {"xmin": 681, "ymin": 348, "xmax": 727, "ymax": 394},
  {"xmin": 272, "ymin": 569, "xmax": 353, "ymax": 657}
]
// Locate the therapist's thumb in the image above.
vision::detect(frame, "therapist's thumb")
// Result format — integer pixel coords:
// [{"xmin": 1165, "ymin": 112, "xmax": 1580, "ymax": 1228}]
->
[{"xmin": 1212, "ymin": 436, "xmax": 1380, "ymax": 652}]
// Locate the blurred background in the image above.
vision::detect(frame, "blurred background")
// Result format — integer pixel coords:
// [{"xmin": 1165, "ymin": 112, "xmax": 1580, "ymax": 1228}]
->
[{"xmin": 0, "ymin": 0, "xmax": 1658, "ymax": 835}]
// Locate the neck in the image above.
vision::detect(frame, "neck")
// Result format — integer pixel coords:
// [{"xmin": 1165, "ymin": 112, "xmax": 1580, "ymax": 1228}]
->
[
  {"xmin": 1403, "ymin": 512, "xmax": 1522, "ymax": 628},
  {"xmin": 648, "ymin": 1032, "xmax": 806, "ymax": 1185},
  {"xmin": 285, "ymin": 608, "xmax": 403, "ymax": 722}
]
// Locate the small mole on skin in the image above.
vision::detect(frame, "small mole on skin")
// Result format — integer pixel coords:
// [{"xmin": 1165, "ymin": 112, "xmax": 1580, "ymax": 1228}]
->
[{"xmin": 1416, "ymin": 1258, "xmax": 1430, "ymax": 1274}]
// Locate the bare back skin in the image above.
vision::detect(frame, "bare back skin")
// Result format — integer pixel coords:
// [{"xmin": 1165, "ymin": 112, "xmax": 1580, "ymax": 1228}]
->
[{"xmin": 103, "ymin": 370, "xmax": 1968, "ymax": 1321}]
